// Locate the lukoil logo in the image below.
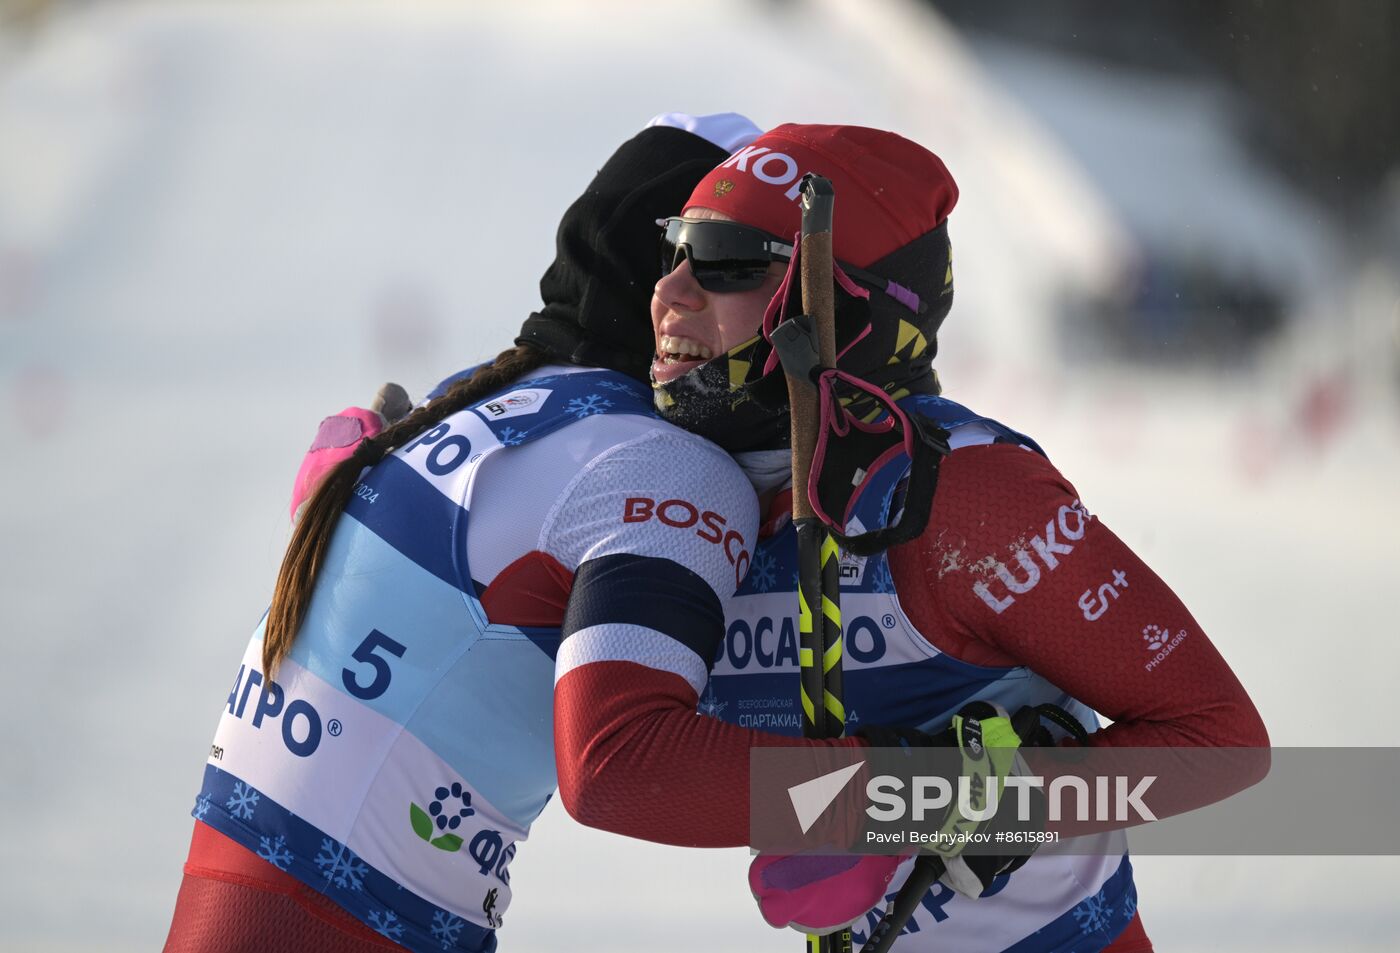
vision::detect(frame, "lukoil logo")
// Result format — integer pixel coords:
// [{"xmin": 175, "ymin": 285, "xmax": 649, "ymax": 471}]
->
[
  {"xmin": 717, "ymin": 145, "xmax": 814, "ymax": 201},
  {"xmin": 972, "ymin": 501, "xmax": 1093, "ymax": 615}
]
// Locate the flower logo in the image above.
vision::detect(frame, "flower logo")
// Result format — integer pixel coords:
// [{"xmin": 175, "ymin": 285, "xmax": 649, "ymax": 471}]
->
[{"xmin": 411, "ymin": 781, "xmax": 475, "ymax": 852}]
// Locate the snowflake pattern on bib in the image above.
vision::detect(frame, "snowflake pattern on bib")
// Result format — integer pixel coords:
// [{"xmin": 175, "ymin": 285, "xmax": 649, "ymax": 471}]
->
[
  {"xmin": 256, "ymin": 834, "xmax": 293, "ymax": 871},
  {"xmin": 314, "ymin": 838, "xmax": 368, "ymax": 892},
  {"xmin": 225, "ymin": 782, "xmax": 259, "ymax": 820},
  {"xmin": 369, "ymin": 910, "xmax": 406, "ymax": 941},
  {"xmin": 1072, "ymin": 888, "xmax": 1113, "ymax": 935},
  {"xmin": 564, "ymin": 394, "xmax": 612, "ymax": 418},
  {"xmin": 430, "ymin": 911, "xmax": 465, "ymax": 949}
]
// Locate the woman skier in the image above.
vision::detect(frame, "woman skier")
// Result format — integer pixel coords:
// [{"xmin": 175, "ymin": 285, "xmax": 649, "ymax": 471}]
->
[{"xmin": 551, "ymin": 123, "xmax": 1269, "ymax": 952}]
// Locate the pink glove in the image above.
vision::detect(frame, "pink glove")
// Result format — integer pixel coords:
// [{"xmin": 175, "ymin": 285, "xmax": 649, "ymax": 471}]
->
[
  {"xmin": 289, "ymin": 383, "xmax": 411, "ymax": 522},
  {"xmin": 749, "ymin": 853, "xmax": 902, "ymax": 933}
]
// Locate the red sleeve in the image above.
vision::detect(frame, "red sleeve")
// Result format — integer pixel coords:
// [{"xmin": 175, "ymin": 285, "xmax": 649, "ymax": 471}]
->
[
  {"xmin": 554, "ymin": 662, "xmax": 862, "ymax": 848},
  {"xmin": 889, "ymin": 443, "xmax": 1269, "ymax": 751},
  {"xmin": 557, "ymin": 445, "xmax": 1269, "ymax": 848}
]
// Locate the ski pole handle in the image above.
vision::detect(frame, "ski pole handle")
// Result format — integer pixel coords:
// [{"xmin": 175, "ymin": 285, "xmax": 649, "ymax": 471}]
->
[
  {"xmin": 788, "ymin": 173, "xmax": 835, "ymax": 522},
  {"xmin": 799, "ymin": 174, "xmax": 836, "ymax": 368}
]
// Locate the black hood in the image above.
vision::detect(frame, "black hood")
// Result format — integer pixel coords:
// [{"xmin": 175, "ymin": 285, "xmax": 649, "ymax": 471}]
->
[{"xmin": 516, "ymin": 125, "xmax": 730, "ymax": 381}]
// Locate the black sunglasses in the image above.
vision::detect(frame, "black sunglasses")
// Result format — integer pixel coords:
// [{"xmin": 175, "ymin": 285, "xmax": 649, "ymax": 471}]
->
[
  {"xmin": 659, "ymin": 216, "xmax": 926, "ymax": 312},
  {"xmin": 659, "ymin": 217, "xmax": 795, "ymax": 293}
]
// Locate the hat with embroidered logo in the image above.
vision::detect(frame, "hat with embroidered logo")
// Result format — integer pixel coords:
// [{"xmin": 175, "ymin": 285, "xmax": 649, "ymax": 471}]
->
[{"xmin": 688, "ymin": 123, "xmax": 957, "ymax": 268}]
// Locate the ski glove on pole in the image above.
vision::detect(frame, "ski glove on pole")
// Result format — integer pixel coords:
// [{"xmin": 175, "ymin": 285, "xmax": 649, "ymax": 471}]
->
[
  {"xmin": 289, "ymin": 383, "xmax": 411, "ymax": 523},
  {"xmin": 749, "ymin": 701, "xmax": 1083, "ymax": 933}
]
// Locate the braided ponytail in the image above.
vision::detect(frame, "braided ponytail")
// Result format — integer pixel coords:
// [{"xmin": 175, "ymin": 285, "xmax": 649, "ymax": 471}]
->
[{"xmin": 262, "ymin": 343, "xmax": 550, "ymax": 676}]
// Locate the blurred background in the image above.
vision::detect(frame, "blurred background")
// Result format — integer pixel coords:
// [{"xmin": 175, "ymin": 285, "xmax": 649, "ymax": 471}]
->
[{"xmin": 2, "ymin": 1, "xmax": 1398, "ymax": 951}]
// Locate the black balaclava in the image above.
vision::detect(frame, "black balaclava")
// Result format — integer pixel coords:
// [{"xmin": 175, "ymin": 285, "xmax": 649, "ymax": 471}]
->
[
  {"xmin": 516, "ymin": 126, "xmax": 732, "ymax": 382},
  {"xmin": 652, "ymin": 223, "xmax": 953, "ymax": 453}
]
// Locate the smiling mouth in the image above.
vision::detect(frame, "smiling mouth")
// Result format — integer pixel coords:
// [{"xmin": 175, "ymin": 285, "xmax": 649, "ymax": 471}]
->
[
  {"xmin": 658, "ymin": 335, "xmax": 714, "ymax": 362},
  {"xmin": 651, "ymin": 335, "xmax": 715, "ymax": 383}
]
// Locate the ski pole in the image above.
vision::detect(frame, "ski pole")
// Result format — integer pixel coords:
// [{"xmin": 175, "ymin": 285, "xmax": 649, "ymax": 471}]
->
[
  {"xmin": 859, "ymin": 855, "xmax": 945, "ymax": 953},
  {"xmin": 772, "ymin": 173, "xmax": 850, "ymax": 953}
]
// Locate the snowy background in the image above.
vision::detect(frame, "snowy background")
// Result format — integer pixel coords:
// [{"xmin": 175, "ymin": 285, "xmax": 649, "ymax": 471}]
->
[{"xmin": 2, "ymin": 1, "xmax": 1399, "ymax": 951}]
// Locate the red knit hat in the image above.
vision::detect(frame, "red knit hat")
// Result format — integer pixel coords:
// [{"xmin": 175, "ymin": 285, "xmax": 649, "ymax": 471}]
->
[{"xmin": 685, "ymin": 123, "xmax": 958, "ymax": 268}]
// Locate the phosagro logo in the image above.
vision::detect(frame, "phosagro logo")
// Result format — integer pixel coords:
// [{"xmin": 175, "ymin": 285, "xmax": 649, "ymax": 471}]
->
[
  {"xmin": 226, "ymin": 664, "xmax": 326, "ymax": 758},
  {"xmin": 1142, "ymin": 624, "xmax": 1188, "ymax": 672},
  {"xmin": 722, "ymin": 614, "xmax": 889, "ymax": 672}
]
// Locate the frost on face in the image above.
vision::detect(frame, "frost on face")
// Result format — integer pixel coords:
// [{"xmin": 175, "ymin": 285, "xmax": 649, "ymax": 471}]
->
[
  {"xmin": 430, "ymin": 910, "xmax": 466, "ymax": 948},
  {"xmin": 225, "ymin": 782, "xmax": 260, "ymax": 821},
  {"xmin": 314, "ymin": 838, "xmax": 368, "ymax": 892},
  {"xmin": 256, "ymin": 834, "xmax": 293, "ymax": 871},
  {"xmin": 368, "ymin": 910, "xmax": 406, "ymax": 941},
  {"xmin": 564, "ymin": 394, "xmax": 613, "ymax": 419}
]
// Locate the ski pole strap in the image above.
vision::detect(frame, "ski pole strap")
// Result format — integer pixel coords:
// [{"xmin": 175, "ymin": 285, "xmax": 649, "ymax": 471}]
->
[
  {"xmin": 859, "ymin": 703, "xmax": 1089, "ymax": 950},
  {"xmin": 905, "ymin": 709, "xmax": 1025, "ymax": 858},
  {"xmin": 859, "ymin": 728, "xmax": 1012, "ymax": 953},
  {"xmin": 859, "ymin": 704, "xmax": 1029, "ymax": 951}
]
